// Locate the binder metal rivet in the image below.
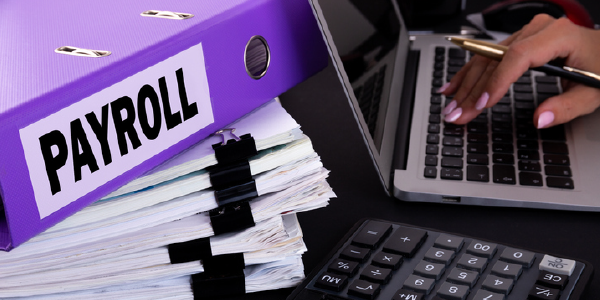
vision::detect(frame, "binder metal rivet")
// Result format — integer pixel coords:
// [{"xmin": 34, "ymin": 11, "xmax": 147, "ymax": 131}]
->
[
  {"xmin": 54, "ymin": 46, "xmax": 111, "ymax": 57},
  {"xmin": 244, "ymin": 35, "xmax": 270, "ymax": 79},
  {"xmin": 141, "ymin": 10, "xmax": 194, "ymax": 20}
]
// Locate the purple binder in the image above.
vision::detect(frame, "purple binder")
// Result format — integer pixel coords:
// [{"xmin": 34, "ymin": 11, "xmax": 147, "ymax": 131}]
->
[{"xmin": 0, "ymin": 0, "xmax": 327, "ymax": 250}]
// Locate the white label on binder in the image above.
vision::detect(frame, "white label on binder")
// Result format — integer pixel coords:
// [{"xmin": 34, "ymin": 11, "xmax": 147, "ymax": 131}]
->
[{"xmin": 19, "ymin": 43, "xmax": 213, "ymax": 219}]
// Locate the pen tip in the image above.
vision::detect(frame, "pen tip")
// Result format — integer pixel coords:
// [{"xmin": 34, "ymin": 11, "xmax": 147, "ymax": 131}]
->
[{"xmin": 445, "ymin": 36, "xmax": 453, "ymax": 41}]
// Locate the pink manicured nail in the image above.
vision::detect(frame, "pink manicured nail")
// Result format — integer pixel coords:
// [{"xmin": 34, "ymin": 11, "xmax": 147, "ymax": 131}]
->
[
  {"xmin": 442, "ymin": 100, "xmax": 457, "ymax": 115},
  {"xmin": 437, "ymin": 82, "xmax": 451, "ymax": 93},
  {"xmin": 537, "ymin": 111, "xmax": 555, "ymax": 129},
  {"xmin": 475, "ymin": 92, "xmax": 489, "ymax": 110},
  {"xmin": 445, "ymin": 107, "xmax": 462, "ymax": 123}
]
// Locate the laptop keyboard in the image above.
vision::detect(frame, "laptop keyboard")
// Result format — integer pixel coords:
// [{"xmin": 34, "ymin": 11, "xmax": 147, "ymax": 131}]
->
[
  {"xmin": 287, "ymin": 219, "xmax": 591, "ymax": 300},
  {"xmin": 354, "ymin": 66, "xmax": 387, "ymax": 137},
  {"xmin": 424, "ymin": 46, "xmax": 574, "ymax": 190}
]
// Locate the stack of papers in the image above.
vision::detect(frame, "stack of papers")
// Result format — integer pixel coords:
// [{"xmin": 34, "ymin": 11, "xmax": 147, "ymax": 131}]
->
[{"xmin": 0, "ymin": 99, "xmax": 335, "ymax": 299}]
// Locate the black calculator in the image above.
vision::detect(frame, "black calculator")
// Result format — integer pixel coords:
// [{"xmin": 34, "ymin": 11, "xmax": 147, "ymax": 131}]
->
[{"xmin": 287, "ymin": 219, "xmax": 592, "ymax": 300}]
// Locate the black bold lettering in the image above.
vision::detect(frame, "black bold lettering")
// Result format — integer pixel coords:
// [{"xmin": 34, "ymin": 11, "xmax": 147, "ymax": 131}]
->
[
  {"xmin": 39, "ymin": 130, "xmax": 68, "ymax": 195},
  {"xmin": 159, "ymin": 76, "xmax": 182, "ymax": 130},
  {"xmin": 85, "ymin": 104, "xmax": 112, "ymax": 166},
  {"xmin": 137, "ymin": 84, "xmax": 162, "ymax": 140},
  {"xmin": 111, "ymin": 96, "xmax": 141, "ymax": 156},
  {"xmin": 70, "ymin": 119, "xmax": 99, "ymax": 182},
  {"xmin": 176, "ymin": 68, "xmax": 198, "ymax": 121}
]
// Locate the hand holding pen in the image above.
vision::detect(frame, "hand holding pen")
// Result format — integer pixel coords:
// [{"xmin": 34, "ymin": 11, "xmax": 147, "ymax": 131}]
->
[{"xmin": 438, "ymin": 14, "xmax": 600, "ymax": 129}]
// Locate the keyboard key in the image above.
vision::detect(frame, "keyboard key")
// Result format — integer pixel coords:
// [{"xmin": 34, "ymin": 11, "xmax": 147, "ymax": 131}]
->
[
  {"xmin": 517, "ymin": 129, "xmax": 538, "ymax": 140},
  {"xmin": 315, "ymin": 272, "xmax": 348, "ymax": 292},
  {"xmin": 491, "ymin": 261, "xmax": 523, "ymax": 279},
  {"xmin": 449, "ymin": 48, "xmax": 466, "ymax": 58},
  {"xmin": 537, "ymin": 271, "xmax": 568, "ymax": 289},
  {"xmin": 492, "ymin": 133, "xmax": 512, "ymax": 143},
  {"xmin": 441, "ymin": 168, "xmax": 463, "ymax": 180},
  {"xmin": 513, "ymin": 84, "xmax": 533, "ymax": 93},
  {"xmin": 492, "ymin": 122, "xmax": 512, "ymax": 133},
  {"xmin": 544, "ymin": 165, "xmax": 572, "ymax": 177},
  {"xmin": 425, "ymin": 155, "xmax": 437, "ymax": 166},
  {"xmin": 467, "ymin": 165, "xmax": 489, "ymax": 182},
  {"xmin": 457, "ymin": 254, "xmax": 488, "ymax": 272},
  {"xmin": 472, "ymin": 290, "xmax": 505, "ymax": 300},
  {"xmin": 431, "ymin": 95, "xmax": 443, "ymax": 104},
  {"xmin": 539, "ymin": 255, "xmax": 576, "ymax": 276},
  {"xmin": 518, "ymin": 161, "xmax": 541, "ymax": 172},
  {"xmin": 383, "ymin": 227, "xmax": 427, "ymax": 257},
  {"xmin": 500, "ymin": 247, "xmax": 535, "ymax": 267},
  {"xmin": 429, "ymin": 114, "xmax": 441, "ymax": 124},
  {"xmin": 544, "ymin": 154, "xmax": 569, "ymax": 165},
  {"xmin": 340, "ymin": 245, "xmax": 371, "ymax": 263},
  {"xmin": 428, "ymin": 123, "xmax": 441, "ymax": 133},
  {"xmin": 515, "ymin": 101, "xmax": 535, "ymax": 110},
  {"xmin": 492, "ymin": 105, "xmax": 511, "ymax": 114},
  {"xmin": 546, "ymin": 177, "xmax": 574, "ymax": 189},
  {"xmin": 348, "ymin": 279, "xmax": 380, "ymax": 299},
  {"xmin": 403, "ymin": 274, "xmax": 435, "ymax": 294},
  {"xmin": 371, "ymin": 252, "xmax": 403, "ymax": 270},
  {"xmin": 535, "ymin": 76, "xmax": 557, "ymax": 83},
  {"xmin": 430, "ymin": 105, "xmax": 442, "ymax": 114},
  {"xmin": 424, "ymin": 247, "xmax": 455, "ymax": 265},
  {"xmin": 467, "ymin": 154, "xmax": 489, "ymax": 165},
  {"xmin": 360, "ymin": 265, "xmax": 392, "ymax": 284},
  {"xmin": 493, "ymin": 165, "xmax": 516, "ymax": 184},
  {"xmin": 441, "ymin": 157, "xmax": 463, "ymax": 168},
  {"xmin": 467, "ymin": 123, "xmax": 487, "ymax": 134},
  {"xmin": 536, "ymin": 83, "xmax": 560, "ymax": 94},
  {"xmin": 436, "ymin": 282, "xmax": 470, "ymax": 300},
  {"xmin": 443, "ymin": 136, "xmax": 463, "ymax": 146},
  {"xmin": 518, "ymin": 150, "xmax": 539, "ymax": 160},
  {"xmin": 446, "ymin": 268, "xmax": 479, "ymax": 287},
  {"xmin": 492, "ymin": 113, "xmax": 512, "ymax": 123},
  {"xmin": 426, "ymin": 145, "xmax": 439, "ymax": 155},
  {"xmin": 517, "ymin": 140, "xmax": 538, "ymax": 150},
  {"xmin": 466, "ymin": 241, "xmax": 497, "ymax": 258},
  {"xmin": 519, "ymin": 172, "xmax": 543, "ymax": 186},
  {"xmin": 514, "ymin": 92, "xmax": 534, "ymax": 102},
  {"xmin": 392, "ymin": 289, "xmax": 425, "ymax": 300},
  {"xmin": 442, "ymin": 147, "xmax": 463, "ymax": 157},
  {"xmin": 414, "ymin": 260, "xmax": 445, "ymax": 279},
  {"xmin": 444, "ymin": 126, "xmax": 464, "ymax": 136},
  {"xmin": 467, "ymin": 133, "xmax": 487, "ymax": 143},
  {"xmin": 528, "ymin": 285, "xmax": 560, "ymax": 300},
  {"xmin": 492, "ymin": 153, "xmax": 514, "ymax": 165},
  {"xmin": 427, "ymin": 134, "xmax": 440, "ymax": 144},
  {"xmin": 542, "ymin": 142, "xmax": 568, "ymax": 154},
  {"xmin": 467, "ymin": 144, "xmax": 488, "ymax": 154},
  {"xmin": 492, "ymin": 143, "xmax": 513, "ymax": 153},
  {"xmin": 482, "ymin": 275, "xmax": 514, "ymax": 294},
  {"xmin": 434, "ymin": 234, "xmax": 464, "ymax": 251},
  {"xmin": 539, "ymin": 125, "xmax": 566, "ymax": 141},
  {"xmin": 424, "ymin": 167, "xmax": 437, "ymax": 178},
  {"xmin": 328, "ymin": 258, "xmax": 359, "ymax": 276},
  {"xmin": 352, "ymin": 221, "xmax": 392, "ymax": 249}
]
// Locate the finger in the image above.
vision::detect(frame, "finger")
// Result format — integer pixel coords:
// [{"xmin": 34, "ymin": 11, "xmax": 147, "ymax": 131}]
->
[
  {"xmin": 535, "ymin": 85, "xmax": 600, "ymax": 128},
  {"xmin": 450, "ymin": 55, "xmax": 495, "ymax": 104}
]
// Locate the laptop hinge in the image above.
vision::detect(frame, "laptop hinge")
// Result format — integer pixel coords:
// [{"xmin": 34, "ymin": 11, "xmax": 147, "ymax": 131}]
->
[{"xmin": 392, "ymin": 49, "xmax": 420, "ymax": 174}]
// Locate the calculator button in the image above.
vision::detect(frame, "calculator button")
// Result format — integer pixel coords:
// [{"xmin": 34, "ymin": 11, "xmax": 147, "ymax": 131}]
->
[
  {"xmin": 491, "ymin": 261, "xmax": 522, "ymax": 279},
  {"xmin": 360, "ymin": 265, "xmax": 392, "ymax": 284},
  {"xmin": 499, "ymin": 247, "xmax": 535, "ymax": 267},
  {"xmin": 466, "ymin": 241, "xmax": 497, "ymax": 258},
  {"xmin": 340, "ymin": 245, "xmax": 371, "ymax": 263},
  {"xmin": 423, "ymin": 247, "xmax": 455, "ymax": 265},
  {"xmin": 446, "ymin": 268, "xmax": 479, "ymax": 287},
  {"xmin": 352, "ymin": 221, "xmax": 392, "ymax": 249},
  {"xmin": 327, "ymin": 258, "xmax": 359, "ymax": 276},
  {"xmin": 403, "ymin": 274, "xmax": 435, "ymax": 294},
  {"xmin": 434, "ymin": 234, "xmax": 464, "ymax": 251},
  {"xmin": 528, "ymin": 284, "xmax": 560, "ymax": 300},
  {"xmin": 371, "ymin": 252, "xmax": 403, "ymax": 270},
  {"xmin": 383, "ymin": 227, "xmax": 428, "ymax": 257},
  {"xmin": 436, "ymin": 282, "xmax": 470, "ymax": 300},
  {"xmin": 472, "ymin": 290, "xmax": 505, "ymax": 300},
  {"xmin": 539, "ymin": 255, "xmax": 576, "ymax": 275},
  {"xmin": 414, "ymin": 260, "xmax": 445, "ymax": 280},
  {"xmin": 314, "ymin": 272, "xmax": 348, "ymax": 292},
  {"xmin": 537, "ymin": 271, "xmax": 568, "ymax": 289},
  {"xmin": 481, "ymin": 275, "xmax": 514, "ymax": 294},
  {"xmin": 347, "ymin": 279, "xmax": 380, "ymax": 300},
  {"xmin": 456, "ymin": 254, "xmax": 488, "ymax": 272},
  {"xmin": 392, "ymin": 289, "xmax": 425, "ymax": 300}
]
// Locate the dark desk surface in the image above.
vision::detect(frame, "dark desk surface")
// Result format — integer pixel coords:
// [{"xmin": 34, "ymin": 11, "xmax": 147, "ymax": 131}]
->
[{"xmin": 235, "ymin": 2, "xmax": 600, "ymax": 299}]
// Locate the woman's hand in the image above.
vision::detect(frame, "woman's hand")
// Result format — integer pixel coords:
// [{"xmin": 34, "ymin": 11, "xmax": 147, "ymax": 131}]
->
[{"xmin": 439, "ymin": 14, "xmax": 600, "ymax": 129}]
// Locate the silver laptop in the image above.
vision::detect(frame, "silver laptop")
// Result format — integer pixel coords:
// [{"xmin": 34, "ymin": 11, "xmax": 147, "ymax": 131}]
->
[{"xmin": 308, "ymin": 0, "xmax": 600, "ymax": 211}]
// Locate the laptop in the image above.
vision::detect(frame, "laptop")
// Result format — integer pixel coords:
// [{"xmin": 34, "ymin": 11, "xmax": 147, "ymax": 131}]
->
[{"xmin": 308, "ymin": 0, "xmax": 600, "ymax": 211}]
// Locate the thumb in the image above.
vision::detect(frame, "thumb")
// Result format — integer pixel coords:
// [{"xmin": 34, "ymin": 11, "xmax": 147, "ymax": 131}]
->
[{"xmin": 535, "ymin": 85, "xmax": 600, "ymax": 129}]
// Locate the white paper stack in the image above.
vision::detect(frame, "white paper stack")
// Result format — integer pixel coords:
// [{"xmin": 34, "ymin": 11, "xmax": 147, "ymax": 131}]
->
[{"xmin": 0, "ymin": 99, "xmax": 335, "ymax": 299}]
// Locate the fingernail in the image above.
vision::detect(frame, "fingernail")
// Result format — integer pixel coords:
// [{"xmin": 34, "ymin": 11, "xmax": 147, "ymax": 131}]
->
[
  {"xmin": 537, "ymin": 111, "xmax": 555, "ymax": 129},
  {"xmin": 445, "ymin": 107, "xmax": 462, "ymax": 123},
  {"xmin": 437, "ymin": 82, "xmax": 451, "ymax": 93},
  {"xmin": 475, "ymin": 92, "xmax": 489, "ymax": 110},
  {"xmin": 442, "ymin": 100, "xmax": 457, "ymax": 115}
]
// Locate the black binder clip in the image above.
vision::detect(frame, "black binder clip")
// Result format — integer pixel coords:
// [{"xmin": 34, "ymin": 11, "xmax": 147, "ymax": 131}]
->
[
  {"xmin": 212, "ymin": 128, "xmax": 257, "ymax": 165},
  {"xmin": 209, "ymin": 201, "xmax": 255, "ymax": 236},
  {"xmin": 191, "ymin": 253, "xmax": 246, "ymax": 299},
  {"xmin": 167, "ymin": 237, "xmax": 212, "ymax": 264}
]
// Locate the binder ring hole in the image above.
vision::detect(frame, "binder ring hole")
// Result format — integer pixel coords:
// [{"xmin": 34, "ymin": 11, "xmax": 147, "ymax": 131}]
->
[{"xmin": 244, "ymin": 36, "xmax": 270, "ymax": 79}]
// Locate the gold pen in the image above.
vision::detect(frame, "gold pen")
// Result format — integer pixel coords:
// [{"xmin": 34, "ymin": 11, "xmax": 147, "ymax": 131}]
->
[{"xmin": 446, "ymin": 36, "xmax": 600, "ymax": 89}]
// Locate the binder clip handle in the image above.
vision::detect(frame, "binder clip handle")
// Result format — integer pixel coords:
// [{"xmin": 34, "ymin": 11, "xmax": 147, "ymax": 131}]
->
[{"xmin": 214, "ymin": 128, "xmax": 240, "ymax": 146}]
